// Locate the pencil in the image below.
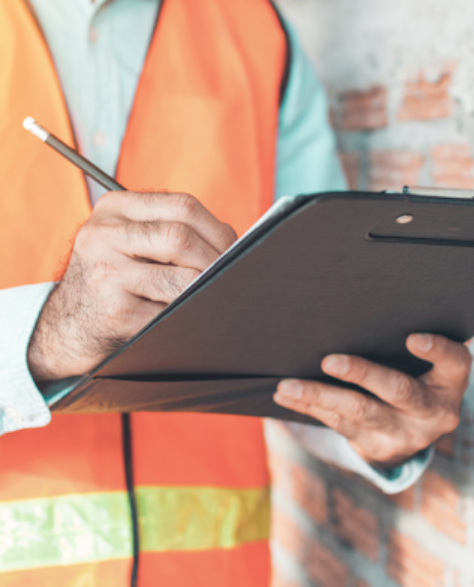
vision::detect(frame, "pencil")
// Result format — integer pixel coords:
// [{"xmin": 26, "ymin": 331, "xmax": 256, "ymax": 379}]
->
[{"xmin": 22, "ymin": 117, "xmax": 125, "ymax": 192}]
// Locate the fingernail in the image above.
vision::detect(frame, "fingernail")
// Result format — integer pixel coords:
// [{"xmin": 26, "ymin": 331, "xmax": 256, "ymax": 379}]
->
[
  {"xmin": 411, "ymin": 334, "xmax": 433, "ymax": 352},
  {"xmin": 323, "ymin": 355, "xmax": 349, "ymax": 377},
  {"xmin": 278, "ymin": 380, "xmax": 304, "ymax": 399}
]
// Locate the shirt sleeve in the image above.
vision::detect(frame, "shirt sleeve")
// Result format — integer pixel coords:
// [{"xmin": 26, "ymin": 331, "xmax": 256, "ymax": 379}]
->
[
  {"xmin": 275, "ymin": 22, "xmax": 433, "ymax": 494},
  {"xmin": 0, "ymin": 284, "xmax": 54, "ymax": 434},
  {"xmin": 275, "ymin": 23, "xmax": 347, "ymax": 199}
]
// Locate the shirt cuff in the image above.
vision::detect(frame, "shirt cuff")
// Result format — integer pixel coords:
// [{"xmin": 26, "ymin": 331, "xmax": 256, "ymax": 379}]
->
[
  {"xmin": 286, "ymin": 422, "xmax": 433, "ymax": 494},
  {"xmin": 0, "ymin": 283, "xmax": 55, "ymax": 434}
]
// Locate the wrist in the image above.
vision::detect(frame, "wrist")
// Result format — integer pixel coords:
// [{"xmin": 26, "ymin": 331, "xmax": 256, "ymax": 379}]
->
[{"xmin": 27, "ymin": 285, "xmax": 90, "ymax": 382}]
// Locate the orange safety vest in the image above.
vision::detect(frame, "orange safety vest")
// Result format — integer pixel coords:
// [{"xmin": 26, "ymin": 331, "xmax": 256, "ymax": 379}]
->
[{"xmin": 0, "ymin": 0, "xmax": 287, "ymax": 585}]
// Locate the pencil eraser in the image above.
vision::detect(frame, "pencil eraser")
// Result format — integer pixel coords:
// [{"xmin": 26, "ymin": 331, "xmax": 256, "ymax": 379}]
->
[{"xmin": 22, "ymin": 117, "xmax": 48, "ymax": 141}]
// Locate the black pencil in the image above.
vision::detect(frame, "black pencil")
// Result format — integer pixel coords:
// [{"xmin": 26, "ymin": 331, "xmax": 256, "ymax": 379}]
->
[{"xmin": 23, "ymin": 117, "xmax": 125, "ymax": 192}]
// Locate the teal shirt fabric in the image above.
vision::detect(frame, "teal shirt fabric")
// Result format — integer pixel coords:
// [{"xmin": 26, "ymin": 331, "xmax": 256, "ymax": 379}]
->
[{"xmin": 276, "ymin": 24, "xmax": 347, "ymax": 199}]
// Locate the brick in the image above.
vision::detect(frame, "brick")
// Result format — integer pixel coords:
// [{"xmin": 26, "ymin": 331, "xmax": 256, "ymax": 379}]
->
[
  {"xmin": 368, "ymin": 150, "xmax": 424, "ymax": 192},
  {"xmin": 399, "ymin": 71, "xmax": 452, "ymax": 121},
  {"xmin": 387, "ymin": 531, "xmax": 445, "ymax": 587},
  {"xmin": 305, "ymin": 535, "xmax": 349, "ymax": 587},
  {"xmin": 268, "ymin": 451, "xmax": 328, "ymax": 527},
  {"xmin": 340, "ymin": 152, "xmax": 361, "ymax": 190},
  {"xmin": 421, "ymin": 472, "xmax": 467, "ymax": 544},
  {"xmin": 332, "ymin": 488, "xmax": 379, "ymax": 561},
  {"xmin": 272, "ymin": 509, "xmax": 349, "ymax": 587},
  {"xmin": 291, "ymin": 463, "xmax": 328, "ymax": 525},
  {"xmin": 431, "ymin": 144, "xmax": 474, "ymax": 189},
  {"xmin": 388, "ymin": 486, "xmax": 416, "ymax": 511},
  {"xmin": 436, "ymin": 432, "xmax": 456, "ymax": 457},
  {"xmin": 339, "ymin": 86, "xmax": 388, "ymax": 131}
]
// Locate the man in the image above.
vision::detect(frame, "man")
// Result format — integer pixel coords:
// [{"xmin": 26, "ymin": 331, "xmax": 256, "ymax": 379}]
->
[{"xmin": 0, "ymin": 0, "xmax": 470, "ymax": 585}]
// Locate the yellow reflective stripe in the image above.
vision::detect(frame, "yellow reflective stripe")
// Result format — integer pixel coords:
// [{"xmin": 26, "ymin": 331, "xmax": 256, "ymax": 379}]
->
[
  {"xmin": 137, "ymin": 486, "xmax": 270, "ymax": 552},
  {"xmin": 0, "ymin": 486, "xmax": 270, "ymax": 573},
  {"xmin": 0, "ymin": 492, "xmax": 131, "ymax": 573}
]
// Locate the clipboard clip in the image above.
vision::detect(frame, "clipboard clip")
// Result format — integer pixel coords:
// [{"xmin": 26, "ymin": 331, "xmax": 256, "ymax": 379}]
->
[{"xmin": 403, "ymin": 186, "xmax": 474, "ymax": 199}]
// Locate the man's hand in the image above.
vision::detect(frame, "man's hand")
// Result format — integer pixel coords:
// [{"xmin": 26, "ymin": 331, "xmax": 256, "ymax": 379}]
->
[
  {"xmin": 28, "ymin": 191, "xmax": 237, "ymax": 382},
  {"xmin": 274, "ymin": 334, "xmax": 471, "ymax": 467}
]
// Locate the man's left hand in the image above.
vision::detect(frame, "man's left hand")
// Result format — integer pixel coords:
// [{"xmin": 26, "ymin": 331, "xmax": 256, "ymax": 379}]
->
[{"xmin": 274, "ymin": 334, "xmax": 471, "ymax": 468}]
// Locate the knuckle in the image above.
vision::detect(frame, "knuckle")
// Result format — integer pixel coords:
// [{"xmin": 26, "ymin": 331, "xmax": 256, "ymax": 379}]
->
[
  {"xmin": 392, "ymin": 375, "xmax": 414, "ymax": 405},
  {"xmin": 184, "ymin": 267, "xmax": 201, "ymax": 284},
  {"xmin": 324, "ymin": 411, "xmax": 344, "ymax": 430},
  {"xmin": 219, "ymin": 223, "xmax": 238, "ymax": 249},
  {"xmin": 160, "ymin": 267, "xmax": 189, "ymax": 299},
  {"xmin": 350, "ymin": 360, "xmax": 368, "ymax": 385},
  {"xmin": 173, "ymin": 193, "xmax": 197, "ymax": 218},
  {"xmin": 129, "ymin": 220, "xmax": 154, "ymax": 245},
  {"xmin": 93, "ymin": 191, "xmax": 114, "ymax": 210},
  {"xmin": 94, "ymin": 189, "xmax": 125, "ymax": 212},
  {"xmin": 348, "ymin": 395, "xmax": 370, "ymax": 423},
  {"xmin": 75, "ymin": 218, "xmax": 119, "ymax": 254},
  {"xmin": 456, "ymin": 350, "xmax": 472, "ymax": 379},
  {"xmin": 304, "ymin": 383, "xmax": 322, "ymax": 403},
  {"xmin": 165, "ymin": 222, "xmax": 192, "ymax": 252},
  {"xmin": 74, "ymin": 221, "xmax": 99, "ymax": 254}
]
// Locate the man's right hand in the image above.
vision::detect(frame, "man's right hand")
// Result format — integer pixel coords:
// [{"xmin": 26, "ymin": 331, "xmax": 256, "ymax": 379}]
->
[{"xmin": 28, "ymin": 191, "xmax": 237, "ymax": 382}]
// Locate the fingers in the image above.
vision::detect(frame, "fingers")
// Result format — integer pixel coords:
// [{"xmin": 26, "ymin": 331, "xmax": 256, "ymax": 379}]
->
[
  {"xmin": 118, "ymin": 220, "xmax": 221, "ymax": 271},
  {"xmin": 96, "ymin": 191, "xmax": 237, "ymax": 254},
  {"xmin": 320, "ymin": 354, "xmax": 423, "ymax": 411},
  {"xmin": 273, "ymin": 379, "xmax": 430, "ymax": 465},
  {"xmin": 407, "ymin": 333, "xmax": 472, "ymax": 388},
  {"xmin": 123, "ymin": 261, "xmax": 200, "ymax": 304},
  {"xmin": 279, "ymin": 336, "xmax": 471, "ymax": 417},
  {"xmin": 274, "ymin": 379, "xmax": 389, "ymax": 433}
]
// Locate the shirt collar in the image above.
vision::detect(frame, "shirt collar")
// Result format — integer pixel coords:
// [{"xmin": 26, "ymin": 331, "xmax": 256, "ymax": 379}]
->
[{"xmin": 82, "ymin": 0, "xmax": 112, "ymax": 18}]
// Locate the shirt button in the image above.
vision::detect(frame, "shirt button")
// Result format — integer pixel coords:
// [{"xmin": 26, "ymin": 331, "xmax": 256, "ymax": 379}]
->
[
  {"xmin": 92, "ymin": 131, "xmax": 106, "ymax": 147},
  {"xmin": 89, "ymin": 26, "xmax": 99, "ymax": 43},
  {"xmin": 4, "ymin": 406, "xmax": 24, "ymax": 423}
]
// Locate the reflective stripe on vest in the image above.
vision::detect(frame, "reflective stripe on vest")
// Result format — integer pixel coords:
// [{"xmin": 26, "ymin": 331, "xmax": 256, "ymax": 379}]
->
[
  {"xmin": 0, "ymin": 0, "xmax": 287, "ymax": 584},
  {"xmin": 0, "ymin": 486, "xmax": 270, "ymax": 572}
]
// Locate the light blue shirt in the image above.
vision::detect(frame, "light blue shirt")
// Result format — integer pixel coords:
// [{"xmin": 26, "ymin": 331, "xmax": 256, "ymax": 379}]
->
[{"xmin": 0, "ymin": 0, "xmax": 430, "ymax": 493}]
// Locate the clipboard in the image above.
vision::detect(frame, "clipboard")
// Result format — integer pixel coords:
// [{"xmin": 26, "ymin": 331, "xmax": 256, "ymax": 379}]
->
[{"xmin": 47, "ymin": 190, "xmax": 474, "ymax": 425}]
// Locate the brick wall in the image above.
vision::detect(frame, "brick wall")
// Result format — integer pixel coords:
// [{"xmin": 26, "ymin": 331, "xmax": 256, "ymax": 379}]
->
[{"xmin": 270, "ymin": 0, "xmax": 474, "ymax": 585}]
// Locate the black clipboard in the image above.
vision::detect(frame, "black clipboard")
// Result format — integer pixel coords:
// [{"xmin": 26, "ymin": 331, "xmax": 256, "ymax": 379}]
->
[{"xmin": 48, "ymin": 190, "xmax": 474, "ymax": 425}]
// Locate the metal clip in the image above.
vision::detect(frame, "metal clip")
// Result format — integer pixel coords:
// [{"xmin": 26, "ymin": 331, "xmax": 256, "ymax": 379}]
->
[{"xmin": 403, "ymin": 186, "xmax": 474, "ymax": 199}]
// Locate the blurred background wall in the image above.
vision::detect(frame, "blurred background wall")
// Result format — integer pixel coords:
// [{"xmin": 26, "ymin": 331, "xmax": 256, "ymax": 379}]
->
[{"xmin": 268, "ymin": 1, "xmax": 474, "ymax": 586}]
